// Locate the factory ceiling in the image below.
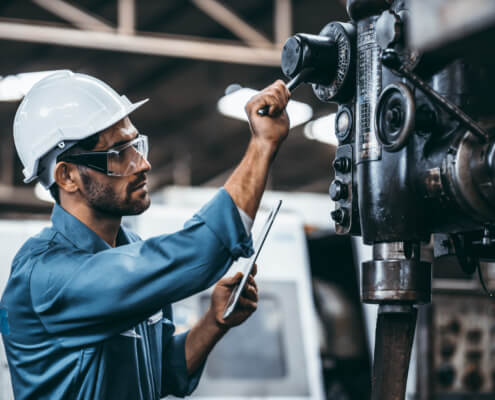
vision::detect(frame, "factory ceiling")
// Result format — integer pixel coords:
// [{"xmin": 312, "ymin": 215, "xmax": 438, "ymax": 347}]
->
[{"xmin": 0, "ymin": 0, "xmax": 347, "ymax": 216}]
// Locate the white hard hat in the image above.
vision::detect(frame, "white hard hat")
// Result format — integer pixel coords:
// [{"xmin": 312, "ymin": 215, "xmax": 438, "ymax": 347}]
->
[{"xmin": 13, "ymin": 70, "xmax": 148, "ymax": 188}]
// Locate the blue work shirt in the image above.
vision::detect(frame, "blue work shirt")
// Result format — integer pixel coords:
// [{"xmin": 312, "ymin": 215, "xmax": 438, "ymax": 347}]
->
[{"xmin": 1, "ymin": 188, "xmax": 253, "ymax": 400}]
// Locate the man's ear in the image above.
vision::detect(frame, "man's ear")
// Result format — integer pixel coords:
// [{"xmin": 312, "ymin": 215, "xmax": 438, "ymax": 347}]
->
[{"xmin": 54, "ymin": 162, "xmax": 80, "ymax": 194}]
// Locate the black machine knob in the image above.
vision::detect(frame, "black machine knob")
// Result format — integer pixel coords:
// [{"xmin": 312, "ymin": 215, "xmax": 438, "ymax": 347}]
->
[
  {"xmin": 436, "ymin": 364, "xmax": 456, "ymax": 388},
  {"xmin": 313, "ymin": 22, "xmax": 356, "ymax": 103},
  {"xmin": 329, "ymin": 180, "xmax": 348, "ymax": 201},
  {"xmin": 257, "ymin": 33, "xmax": 341, "ymax": 118},
  {"xmin": 281, "ymin": 36, "xmax": 303, "ymax": 78},
  {"xmin": 280, "ymin": 22, "xmax": 356, "ymax": 103},
  {"xmin": 281, "ymin": 33, "xmax": 338, "ymax": 85},
  {"xmin": 331, "ymin": 207, "xmax": 349, "ymax": 225},
  {"xmin": 333, "ymin": 157, "xmax": 351, "ymax": 173}
]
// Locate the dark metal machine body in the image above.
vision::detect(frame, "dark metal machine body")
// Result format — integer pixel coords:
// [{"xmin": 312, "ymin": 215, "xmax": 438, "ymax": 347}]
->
[{"xmin": 276, "ymin": 0, "xmax": 495, "ymax": 398}]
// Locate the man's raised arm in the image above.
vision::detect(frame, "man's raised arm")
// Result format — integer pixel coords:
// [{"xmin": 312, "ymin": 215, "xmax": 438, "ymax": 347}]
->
[{"xmin": 224, "ymin": 80, "xmax": 290, "ymax": 219}]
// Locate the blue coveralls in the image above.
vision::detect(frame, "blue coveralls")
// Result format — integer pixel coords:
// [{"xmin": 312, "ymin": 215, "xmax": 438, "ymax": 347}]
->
[{"xmin": 0, "ymin": 189, "xmax": 253, "ymax": 399}]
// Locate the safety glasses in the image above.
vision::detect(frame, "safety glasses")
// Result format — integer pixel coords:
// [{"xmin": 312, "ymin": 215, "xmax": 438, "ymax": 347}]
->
[{"xmin": 60, "ymin": 134, "xmax": 149, "ymax": 177}]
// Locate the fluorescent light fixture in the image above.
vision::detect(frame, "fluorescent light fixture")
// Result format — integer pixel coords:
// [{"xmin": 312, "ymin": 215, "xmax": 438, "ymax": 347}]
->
[
  {"xmin": 303, "ymin": 113, "xmax": 338, "ymax": 146},
  {"xmin": 217, "ymin": 87, "xmax": 313, "ymax": 128},
  {"xmin": 0, "ymin": 71, "xmax": 63, "ymax": 102},
  {"xmin": 34, "ymin": 182, "xmax": 55, "ymax": 204}
]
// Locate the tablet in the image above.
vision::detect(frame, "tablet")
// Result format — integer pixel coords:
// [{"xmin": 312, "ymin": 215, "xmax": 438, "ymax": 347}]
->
[{"xmin": 222, "ymin": 200, "xmax": 282, "ymax": 319}]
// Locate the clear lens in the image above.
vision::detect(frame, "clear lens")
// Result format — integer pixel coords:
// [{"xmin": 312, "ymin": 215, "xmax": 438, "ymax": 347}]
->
[{"xmin": 107, "ymin": 135, "xmax": 149, "ymax": 176}]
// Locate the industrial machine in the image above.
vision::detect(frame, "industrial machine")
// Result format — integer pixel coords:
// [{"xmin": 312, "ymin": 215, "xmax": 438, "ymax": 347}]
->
[{"xmin": 275, "ymin": 0, "xmax": 495, "ymax": 399}]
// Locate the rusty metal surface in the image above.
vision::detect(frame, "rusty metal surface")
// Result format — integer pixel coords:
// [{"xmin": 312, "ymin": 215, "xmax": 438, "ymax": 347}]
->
[
  {"xmin": 446, "ymin": 131, "xmax": 495, "ymax": 221},
  {"xmin": 371, "ymin": 305, "xmax": 418, "ymax": 400},
  {"xmin": 362, "ymin": 259, "xmax": 432, "ymax": 304}
]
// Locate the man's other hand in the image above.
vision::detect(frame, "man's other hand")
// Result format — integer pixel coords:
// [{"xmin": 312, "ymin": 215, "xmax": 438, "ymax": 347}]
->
[
  {"xmin": 245, "ymin": 80, "xmax": 290, "ymax": 148},
  {"xmin": 185, "ymin": 265, "xmax": 258, "ymax": 374},
  {"xmin": 208, "ymin": 265, "xmax": 258, "ymax": 329}
]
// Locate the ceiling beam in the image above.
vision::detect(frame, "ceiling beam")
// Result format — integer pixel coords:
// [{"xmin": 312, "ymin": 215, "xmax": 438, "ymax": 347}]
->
[
  {"xmin": 118, "ymin": 0, "xmax": 135, "ymax": 35},
  {"xmin": 191, "ymin": 0, "xmax": 273, "ymax": 47},
  {"xmin": 31, "ymin": 0, "xmax": 114, "ymax": 32},
  {"xmin": 0, "ymin": 20, "xmax": 281, "ymax": 66},
  {"xmin": 274, "ymin": 0, "xmax": 292, "ymax": 46}
]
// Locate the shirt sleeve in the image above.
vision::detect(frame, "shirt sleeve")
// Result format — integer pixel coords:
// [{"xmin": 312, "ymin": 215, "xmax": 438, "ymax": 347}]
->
[
  {"xmin": 29, "ymin": 188, "xmax": 253, "ymax": 348},
  {"xmin": 161, "ymin": 330, "xmax": 205, "ymax": 397},
  {"xmin": 159, "ymin": 306, "xmax": 205, "ymax": 397}
]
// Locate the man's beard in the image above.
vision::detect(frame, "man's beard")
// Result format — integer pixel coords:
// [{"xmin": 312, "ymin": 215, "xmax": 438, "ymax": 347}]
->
[{"xmin": 80, "ymin": 169, "xmax": 150, "ymax": 217}]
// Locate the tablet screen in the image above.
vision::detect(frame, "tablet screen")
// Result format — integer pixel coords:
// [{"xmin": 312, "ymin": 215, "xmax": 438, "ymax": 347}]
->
[{"xmin": 222, "ymin": 200, "xmax": 282, "ymax": 319}]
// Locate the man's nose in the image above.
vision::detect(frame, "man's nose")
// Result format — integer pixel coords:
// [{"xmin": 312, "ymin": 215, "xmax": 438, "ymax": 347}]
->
[{"xmin": 138, "ymin": 156, "xmax": 152, "ymax": 173}]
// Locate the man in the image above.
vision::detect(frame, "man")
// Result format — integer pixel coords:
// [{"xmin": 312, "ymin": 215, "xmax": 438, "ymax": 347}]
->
[{"xmin": 0, "ymin": 71, "xmax": 290, "ymax": 399}]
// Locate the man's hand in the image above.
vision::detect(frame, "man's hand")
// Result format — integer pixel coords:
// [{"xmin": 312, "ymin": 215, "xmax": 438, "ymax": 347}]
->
[
  {"xmin": 184, "ymin": 266, "xmax": 258, "ymax": 374},
  {"xmin": 245, "ymin": 80, "xmax": 290, "ymax": 148},
  {"xmin": 224, "ymin": 80, "xmax": 290, "ymax": 218},
  {"xmin": 208, "ymin": 265, "xmax": 258, "ymax": 329}
]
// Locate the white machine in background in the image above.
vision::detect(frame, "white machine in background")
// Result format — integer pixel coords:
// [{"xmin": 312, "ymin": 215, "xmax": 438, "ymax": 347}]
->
[
  {"xmin": 128, "ymin": 188, "xmax": 328, "ymax": 400},
  {"xmin": 0, "ymin": 220, "xmax": 49, "ymax": 400}
]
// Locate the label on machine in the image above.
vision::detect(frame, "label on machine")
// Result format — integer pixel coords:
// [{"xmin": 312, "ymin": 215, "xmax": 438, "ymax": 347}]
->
[{"xmin": 356, "ymin": 19, "xmax": 382, "ymax": 163}]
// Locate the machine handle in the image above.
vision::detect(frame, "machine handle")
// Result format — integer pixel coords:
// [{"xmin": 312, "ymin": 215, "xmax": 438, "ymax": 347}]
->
[{"xmin": 256, "ymin": 68, "xmax": 314, "ymax": 116}]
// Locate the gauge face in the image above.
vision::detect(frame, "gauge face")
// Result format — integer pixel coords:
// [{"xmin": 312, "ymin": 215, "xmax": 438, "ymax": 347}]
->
[
  {"xmin": 336, "ymin": 106, "xmax": 353, "ymax": 142},
  {"xmin": 313, "ymin": 22, "xmax": 356, "ymax": 103}
]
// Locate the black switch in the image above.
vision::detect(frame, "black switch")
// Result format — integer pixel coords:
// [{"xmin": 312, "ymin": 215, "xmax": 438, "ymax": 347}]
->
[
  {"xmin": 329, "ymin": 180, "xmax": 348, "ymax": 201},
  {"xmin": 333, "ymin": 157, "xmax": 351, "ymax": 173},
  {"xmin": 331, "ymin": 208, "xmax": 349, "ymax": 225}
]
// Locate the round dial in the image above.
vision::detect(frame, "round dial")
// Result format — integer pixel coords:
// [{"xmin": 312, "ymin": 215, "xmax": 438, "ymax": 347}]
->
[{"xmin": 313, "ymin": 22, "xmax": 356, "ymax": 103}]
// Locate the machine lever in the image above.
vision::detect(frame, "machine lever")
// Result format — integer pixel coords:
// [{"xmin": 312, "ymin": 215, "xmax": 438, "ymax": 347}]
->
[
  {"xmin": 381, "ymin": 49, "xmax": 489, "ymax": 142},
  {"xmin": 257, "ymin": 68, "xmax": 314, "ymax": 116}
]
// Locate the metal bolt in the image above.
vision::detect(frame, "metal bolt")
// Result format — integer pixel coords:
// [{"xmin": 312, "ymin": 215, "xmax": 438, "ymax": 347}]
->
[
  {"xmin": 333, "ymin": 157, "xmax": 351, "ymax": 173},
  {"xmin": 331, "ymin": 207, "xmax": 348, "ymax": 225}
]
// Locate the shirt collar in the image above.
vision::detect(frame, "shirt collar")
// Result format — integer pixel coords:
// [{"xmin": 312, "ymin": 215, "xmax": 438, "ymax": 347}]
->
[{"xmin": 51, "ymin": 203, "xmax": 132, "ymax": 253}]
